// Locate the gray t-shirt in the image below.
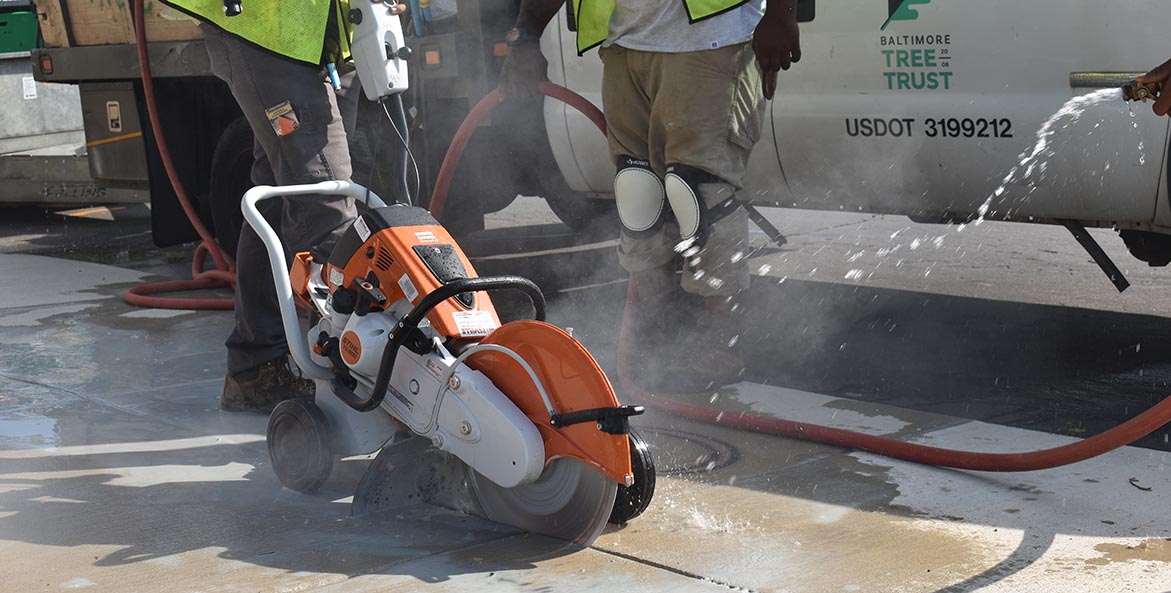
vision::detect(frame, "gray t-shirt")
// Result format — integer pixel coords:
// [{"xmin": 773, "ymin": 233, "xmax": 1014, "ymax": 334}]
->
[{"xmin": 606, "ymin": 0, "xmax": 764, "ymax": 53}]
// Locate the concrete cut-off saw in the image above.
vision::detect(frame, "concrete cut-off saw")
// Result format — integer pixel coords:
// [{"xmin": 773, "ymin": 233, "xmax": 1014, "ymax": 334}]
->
[{"xmin": 242, "ymin": 181, "xmax": 655, "ymax": 546}]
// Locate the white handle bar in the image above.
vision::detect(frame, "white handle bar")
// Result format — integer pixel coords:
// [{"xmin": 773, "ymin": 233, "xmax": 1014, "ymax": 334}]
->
[{"xmin": 240, "ymin": 181, "xmax": 387, "ymax": 381}]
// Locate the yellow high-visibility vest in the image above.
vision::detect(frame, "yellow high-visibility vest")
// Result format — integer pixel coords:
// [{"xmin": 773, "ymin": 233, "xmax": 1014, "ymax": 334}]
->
[
  {"xmin": 572, "ymin": 0, "xmax": 750, "ymax": 54},
  {"xmin": 160, "ymin": 0, "xmax": 351, "ymax": 66}
]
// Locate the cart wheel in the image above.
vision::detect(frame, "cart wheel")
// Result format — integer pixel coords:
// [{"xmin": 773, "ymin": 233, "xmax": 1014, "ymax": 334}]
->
[
  {"xmin": 267, "ymin": 399, "xmax": 333, "ymax": 493},
  {"xmin": 610, "ymin": 428, "xmax": 656, "ymax": 524}
]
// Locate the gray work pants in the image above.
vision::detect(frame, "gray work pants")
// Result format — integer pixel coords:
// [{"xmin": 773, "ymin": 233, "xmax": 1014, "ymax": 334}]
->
[{"xmin": 201, "ymin": 25, "xmax": 358, "ymax": 375}]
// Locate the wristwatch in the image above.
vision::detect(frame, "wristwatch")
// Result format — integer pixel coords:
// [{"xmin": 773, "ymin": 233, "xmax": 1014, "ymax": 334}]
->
[{"xmin": 505, "ymin": 27, "xmax": 538, "ymax": 47}]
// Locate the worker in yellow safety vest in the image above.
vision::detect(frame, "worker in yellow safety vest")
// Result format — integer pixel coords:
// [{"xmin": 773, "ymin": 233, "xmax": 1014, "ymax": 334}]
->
[
  {"xmin": 159, "ymin": 0, "xmax": 403, "ymax": 412},
  {"xmin": 501, "ymin": 0, "xmax": 801, "ymax": 392}
]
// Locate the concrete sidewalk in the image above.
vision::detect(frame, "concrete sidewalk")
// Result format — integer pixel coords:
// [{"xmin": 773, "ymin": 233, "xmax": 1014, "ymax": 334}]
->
[{"xmin": 1, "ymin": 253, "xmax": 1169, "ymax": 593}]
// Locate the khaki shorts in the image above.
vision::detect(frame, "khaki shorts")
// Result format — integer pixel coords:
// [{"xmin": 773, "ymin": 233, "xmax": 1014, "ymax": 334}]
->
[{"xmin": 601, "ymin": 43, "xmax": 766, "ymax": 296}]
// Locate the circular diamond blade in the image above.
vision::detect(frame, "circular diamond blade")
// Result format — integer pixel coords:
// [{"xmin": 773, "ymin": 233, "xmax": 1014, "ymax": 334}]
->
[{"xmin": 467, "ymin": 458, "xmax": 617, "ymax": 547}]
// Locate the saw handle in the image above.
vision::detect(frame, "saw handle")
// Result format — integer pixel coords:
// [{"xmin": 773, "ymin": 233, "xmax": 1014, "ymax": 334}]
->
[
  {"xmin": 335, "ymin": 276, "xmax": 547, "ymax": 412},
  {"xmin": 550, "ymin": 405, "xmax": 646, "ymax": 435}
]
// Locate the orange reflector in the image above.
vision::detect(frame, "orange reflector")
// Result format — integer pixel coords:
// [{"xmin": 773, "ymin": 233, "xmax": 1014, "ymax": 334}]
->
[
  {"xmin": 425, "ymin": 50, "xmax": 441, "ymax": 66},
  {"xmin": 493, "ymin": 43, "xmax": 509, "ymax": 57}
]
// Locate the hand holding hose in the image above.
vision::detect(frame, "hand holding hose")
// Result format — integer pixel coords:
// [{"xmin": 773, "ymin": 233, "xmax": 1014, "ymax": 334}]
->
[
  {"xmin": 1137, "ymin": 58, "xmax": 1171, "ymax": 116},
  {"xmin": 499, "ymin": 40, "xmax": 548, "ymax": 100}
]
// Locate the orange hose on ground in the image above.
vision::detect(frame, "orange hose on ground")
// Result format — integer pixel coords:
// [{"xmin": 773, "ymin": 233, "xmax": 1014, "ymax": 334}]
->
[
  {"xmin": 123, "ymin": 244, "xmax": 236, "ymax": 310},
  {"xmin": 125, "ymin": 0, "xmax": 235, "ymax": 310},
  {"xmin": 437, "ymin": 80, "xmax": 1171, "ymax": 471}
]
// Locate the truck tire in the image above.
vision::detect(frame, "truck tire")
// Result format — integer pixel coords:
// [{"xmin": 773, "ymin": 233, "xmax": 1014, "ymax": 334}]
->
[
  {"xmin": 209, "ymin": 117, "xmax": 255, "ymax": 259},
  {"xmin": 1120, "ymin": 230, "xmax": 1171, "ymax": 267},
  {"xmin": 537, "ymin": 171, "xmax": 619, "ymax": 236},
  {"xmin": 544, "ymin": 192, "xmax": 618, "ymax": 234}
]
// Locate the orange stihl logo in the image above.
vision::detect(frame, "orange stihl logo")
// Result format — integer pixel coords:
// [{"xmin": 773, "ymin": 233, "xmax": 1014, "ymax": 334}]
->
[{"xmin": 341, "ymin": 331, "xmax": 362, "ymax": 365}]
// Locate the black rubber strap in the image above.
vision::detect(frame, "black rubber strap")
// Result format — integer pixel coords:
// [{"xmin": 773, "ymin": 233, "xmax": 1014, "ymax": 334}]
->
[{"xmin": 666, "ymin": 163, "xmax": 742, "ymax": 246}]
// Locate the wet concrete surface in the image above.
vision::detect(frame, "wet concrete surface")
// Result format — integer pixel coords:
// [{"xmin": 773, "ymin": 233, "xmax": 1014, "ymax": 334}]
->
[{"xmin": 2, "ymin": 200, "xmax": 1171, "ymax": 591}]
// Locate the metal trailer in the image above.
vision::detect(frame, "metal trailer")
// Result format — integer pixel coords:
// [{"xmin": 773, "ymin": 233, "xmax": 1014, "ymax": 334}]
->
[{"xmin": 0, "ymin": 7, "xmax": 145, "ymax": 208}]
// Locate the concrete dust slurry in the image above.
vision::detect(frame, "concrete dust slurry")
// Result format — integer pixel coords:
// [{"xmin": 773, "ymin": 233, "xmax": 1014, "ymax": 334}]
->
[
  {"xmin": 2, "ymin": 202, "xmax": 1171, "ymax": 591},
  {"xmin": 1088, "ymin": 538, "xmax": 1171, "ymax": 567}
]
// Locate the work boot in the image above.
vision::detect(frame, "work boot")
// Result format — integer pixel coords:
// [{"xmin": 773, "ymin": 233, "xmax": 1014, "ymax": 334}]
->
[
  {"xmin": 657, "ymin": 295, "xmax": 747, "ymax": 393},
  {"xmin": 221, "ymin": 356, "xmax": 315, "ymax": 414}
]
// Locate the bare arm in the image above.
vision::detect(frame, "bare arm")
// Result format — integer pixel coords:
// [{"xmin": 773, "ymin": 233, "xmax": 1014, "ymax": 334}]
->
[
  {"xmin": 752, "ymin": 0, "xmax": 801, "ymax": 100},
  {"xmin": 499, "ymin": 0, "xmax": 567, "ymax": 98}
]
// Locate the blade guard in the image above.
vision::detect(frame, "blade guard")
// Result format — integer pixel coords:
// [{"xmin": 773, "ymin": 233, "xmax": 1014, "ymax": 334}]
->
[{"xmin": 468, "ymin": 321, "xmax": 633, "ymax": 487}]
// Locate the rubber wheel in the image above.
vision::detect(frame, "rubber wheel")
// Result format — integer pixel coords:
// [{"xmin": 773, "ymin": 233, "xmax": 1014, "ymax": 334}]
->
[
  {"xmin": 609, "ymin": 428, "xmax": 656, "ymax": 524},
  {"xmin": 209, "ymin": 116, "xmax": 256, "ymax": 259},
  {"xmin": 267, "ymin": 399, "xmax": 334, "ymax": 493}
]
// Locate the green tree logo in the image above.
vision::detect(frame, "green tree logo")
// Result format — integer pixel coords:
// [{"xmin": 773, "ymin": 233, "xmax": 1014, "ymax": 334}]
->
[{"xmin": 882, "ymin": 0, "xmax": 932, "ymax": 30}]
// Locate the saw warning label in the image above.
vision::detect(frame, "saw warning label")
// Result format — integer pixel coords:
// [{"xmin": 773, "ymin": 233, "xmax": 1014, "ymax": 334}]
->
[
  {"xmin": 398, "ymin": 274, "xmax": 419, "ymax": 303},
  {"xmin": 453, "ymin": 311, "xmax": 497, "ymax": 338},
  {"xmin": 354, "ymin": 217, "xmax": 372, "ymax": 242}
]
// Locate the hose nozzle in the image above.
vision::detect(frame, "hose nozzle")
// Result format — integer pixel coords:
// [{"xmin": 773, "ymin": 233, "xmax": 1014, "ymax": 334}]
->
[{"xmin": 1122, "ymin": 79, "xmax": 1162, "ymax": 103}]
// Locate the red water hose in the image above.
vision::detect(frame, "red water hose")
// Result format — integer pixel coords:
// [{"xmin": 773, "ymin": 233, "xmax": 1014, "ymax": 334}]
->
[
  {"xmin": 124, "ymin": 0, "xmax": 235, "ymax": 310},
  {"xmin": 437, "ymin": 81, "xmax": 1171, "ymax": 472}
]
